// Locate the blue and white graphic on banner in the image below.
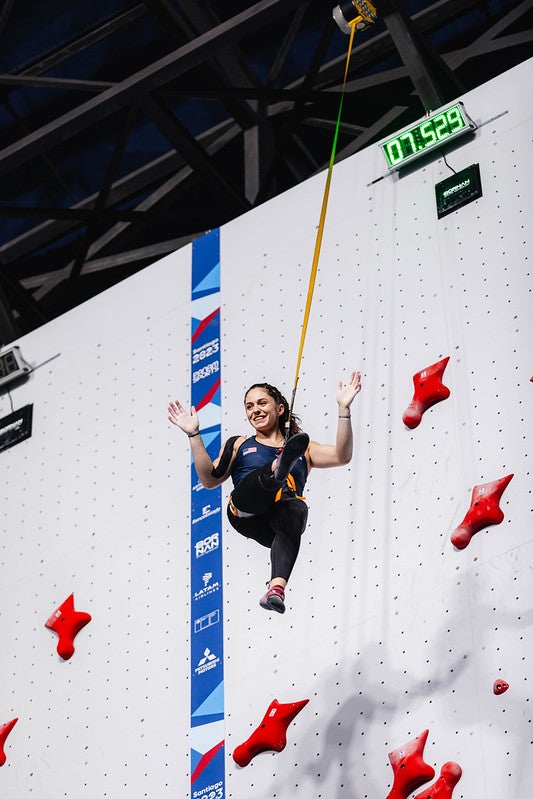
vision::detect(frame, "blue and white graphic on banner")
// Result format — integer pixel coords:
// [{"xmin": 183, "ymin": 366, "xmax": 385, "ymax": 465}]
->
[{"xmin": 190, "ymin": 229, "xmax": 225, "ymax": 796}]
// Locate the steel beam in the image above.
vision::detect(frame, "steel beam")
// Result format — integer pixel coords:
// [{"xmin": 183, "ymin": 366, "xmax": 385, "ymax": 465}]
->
[
  {"xmin": 20, "ymin": 5, "xmax": 147, "ymax": 77},
  {"xmin": 0, "ymin": 277, "xmax": 18, "ymax": 345},
  {"xmin": 0, "ymin": 118, "xmax": 237, "ymax": 264},
  {"xmin": 0, "ymin": 74, "xmax": 113, "ymax": 93},
  {"xmin": 141, "ymin": 95, "xmax": 250, "ymax": 215},
  {"xmin": 0, "ymin": 0, "xmax": 305, "ymax": 177},
  {"xmin": 363, "ymin": 0, "xmax": 464, "ymax": 111}
]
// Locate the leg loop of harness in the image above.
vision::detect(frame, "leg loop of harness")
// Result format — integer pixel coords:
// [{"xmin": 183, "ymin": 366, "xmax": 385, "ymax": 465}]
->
[{"xmin": 228, "ymin": 496, "xmax": 256, "ymax": 519}]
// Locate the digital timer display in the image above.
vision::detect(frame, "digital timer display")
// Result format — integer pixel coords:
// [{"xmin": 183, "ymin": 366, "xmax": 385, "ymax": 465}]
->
[
  {"xmin": 0, "ymin": 345, "xmax": 31, "ymax": 388},
  {"xmin": 0, "ymin": 348, "xmax": 20, "ymax": 379},
  {"xmin": 380, "ymin": 103, "xmax": 475, "ymax": 170}
]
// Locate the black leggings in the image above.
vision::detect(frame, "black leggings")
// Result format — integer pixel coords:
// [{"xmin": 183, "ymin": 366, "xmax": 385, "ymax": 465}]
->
[{"xmin": 227, "ymin": 463, "xmax": 308, "ymax": 582}]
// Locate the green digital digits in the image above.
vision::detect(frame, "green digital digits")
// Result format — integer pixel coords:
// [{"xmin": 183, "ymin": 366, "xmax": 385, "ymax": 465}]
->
[
  {"xmin": 399, "ymin": 131, "xmax": 417, "ymax": 155},
  {"xmin": 419, "ymin": 121, "xmax": 436, "ymax": 146},
  {"xmin": 381, "ymin": 103, "xmax": 469, "ymax": 168},
  {"xmin": 385, "ymin": 140, "xmax": 402, "ymax": 165},
  {"xmin": 447, "ymin": 105, "xmax": 465, "ymax": 133}
]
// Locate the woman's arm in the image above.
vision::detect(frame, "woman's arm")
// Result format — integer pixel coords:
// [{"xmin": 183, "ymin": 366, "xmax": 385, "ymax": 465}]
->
[
  {"xmin": 167, "ymin": 399, "xmax": 242, "ymax": 489},
  {"xmin": 307, "ymin": 371, "xmax": 361, "ymax": 469}
]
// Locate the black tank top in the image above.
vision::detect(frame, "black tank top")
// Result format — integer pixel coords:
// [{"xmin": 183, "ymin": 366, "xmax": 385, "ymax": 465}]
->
[{"xmin": 231, "ymin": 436, "xmax": 308, "ymax": 494}]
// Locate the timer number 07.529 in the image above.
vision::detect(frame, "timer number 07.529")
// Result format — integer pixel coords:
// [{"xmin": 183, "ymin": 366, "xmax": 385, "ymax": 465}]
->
[{"xmin": 382, "ymin": 105, "xmax": 467, "ymax": 168}]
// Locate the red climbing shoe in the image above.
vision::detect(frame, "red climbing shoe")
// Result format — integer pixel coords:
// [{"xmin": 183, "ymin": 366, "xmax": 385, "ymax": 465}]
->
[
  {"xmin": 259, "ymin": 584, "xmax": 285, "ymax": 613},
  {"xmin": 273, "ymin": 433, "xmax": 309, "ymax": 482}
]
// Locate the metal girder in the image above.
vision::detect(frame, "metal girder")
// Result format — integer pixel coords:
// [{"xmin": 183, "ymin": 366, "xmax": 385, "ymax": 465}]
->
[
  {"xmin": 254, "ymin": 16, "xmax": 339, "ymax": 203},
  {"xmin": 20, "ymin": 5, "xmax": 147, "ymax": 77},
  {"xmin": 0, "ymin": 277, "xmax": 18, "ymax": 344},
  {"xmin": 372, "ymin": 0, "xmax": 465, "ymax": 111},
  {"xmin": 141, "ymin": 95, "xmax": 250, "ymax": 215},
  {"xmin": 170, "ymin": 0, "xmax": 276, "ymax": 203},
  {"xmin": 142, "ymin": 0, "xmax": 258, "ymax": 128},
  {"xmin": 0, "ymin": 0, "xmax": 305, "ymax": 178},
  {"xmin": 0, "ymin": 118, "xmax": 238, "ymax": 264},
  {"xmin": 0, "ymin": 74, "xmax": 113, "ymax": 93},
  {"xmin": 0, "ymin": 0, "xmax": 15, "ymax": 42},
  {"xmin": 446, "ymin": 0, "xmax": 533, "ymax": 70},
  {"xmin": 21, "ymin": 236, "xmax": 200, "ymax": 290},
  {"xmin": 30, "ymin": 121, "xmax": 242, "ymax": 301},
  {"xmin": 4, "ymin": 98, "xmax": 78, "ymax": 204},
  {"xmin": 299, "ymin": 0, "xmax": 482, "ymax": 91},
  {"xmin": 0, "ymin": 267, "xmax": 49, "ymax": 339},
  {"xmin": 267, "ymin": 3, "xmax": 309, "ymax": 85},
  {"xmin": 68, "ymin": 105, "xmax": 139, "ymax": 280}
]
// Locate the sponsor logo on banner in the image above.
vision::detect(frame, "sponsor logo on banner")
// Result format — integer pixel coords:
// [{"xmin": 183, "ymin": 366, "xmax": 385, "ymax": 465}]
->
[
  {"xmin": 194, "ymin": 647, "xmax": 221, "ymax": 675},
  {"xmin": 194, "ymin": 532, "xmax": 220, "ymax": 558},
  {"xmin": 194, "ymin": 609, "xmax": 220, "ymax": 633},
  {"xmin": 192, "ymin": 503, "xmax": 221, "ymax": 525},
  {"xmin": 194, "ymin": 572, "xmax": 221, "ymax": 601}
]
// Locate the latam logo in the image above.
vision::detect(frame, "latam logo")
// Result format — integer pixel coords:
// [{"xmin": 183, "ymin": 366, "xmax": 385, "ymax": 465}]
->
[{"xmin": 194, "ymin": 572, "xmax": 221, "ymax": 601}]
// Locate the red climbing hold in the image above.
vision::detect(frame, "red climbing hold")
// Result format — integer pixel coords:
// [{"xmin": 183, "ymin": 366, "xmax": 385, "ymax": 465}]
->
[
  {"xmin": 450, "ymin": 473, "xmax": 514, "ymax": 550},
  {"xmin": 232, "ymin": 698, "xmax": 309, "ymax": 767},
  {"xmin": 386, "ymin": 729, "xmax": 435, "ymax": 799},
  {"xmin": 402, "ymin": 356, "xmax": 450, "ymax": 429},
  {"xmin": 493, "ymin": 679, "xmax": 509, "ymax": 695},
  {"xmin": 45, "ymin": 593, "xmax": 91, "ymax": 660},
  {"xmin": 413, "ymin": 762, "xmax": 462, "ymax": 799},
  {"xmin": 0, "ymin": 718, "xmax": 18, "ymax": 766}
]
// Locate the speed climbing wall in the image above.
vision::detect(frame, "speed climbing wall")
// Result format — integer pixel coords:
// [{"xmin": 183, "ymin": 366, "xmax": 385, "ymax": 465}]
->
[{"xmin": 1, "ymin": 57, "xmax": 532, "ymax": 799}]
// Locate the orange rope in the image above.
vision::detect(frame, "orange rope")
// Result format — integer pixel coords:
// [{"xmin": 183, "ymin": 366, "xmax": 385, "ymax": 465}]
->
[{"xmin": 287, "ymin": 21, "xmax": 356, "ymax": 436}]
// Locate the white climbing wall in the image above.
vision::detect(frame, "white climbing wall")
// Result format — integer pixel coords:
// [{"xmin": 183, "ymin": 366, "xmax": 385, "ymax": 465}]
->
[{"xmin": 1, "ymin": 56, "xmax": 532, "ymax": 799}]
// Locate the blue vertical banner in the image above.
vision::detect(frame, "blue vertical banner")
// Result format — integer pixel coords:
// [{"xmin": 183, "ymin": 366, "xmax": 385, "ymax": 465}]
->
[{"xmin": 190, "ymin": 229, "xmax": 225, "ymax": 799}]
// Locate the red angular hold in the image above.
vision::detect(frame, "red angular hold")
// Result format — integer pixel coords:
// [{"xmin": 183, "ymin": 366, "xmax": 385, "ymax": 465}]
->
[
  {"xmin": 493, "ymin": 679, "xmax": 509, "ymax": 695},
  {"xmin": 232, "ymin": 698, "xmax": 309, "ymax": 767},
  {"xmin": 386, "ymin": 729, "xmax": 435, "ymax": 799},
  {"xmin": 0, "ymin": 718, "xmax": 18, "ymax": 766},
  {"xmin": 413, "ymin": 762, "xmax": 462, "ymax": 799},
  {"xmin": 45, "ymin": 593, "xmax": 91, "ymax": 660},
  {"xmin": 451, "ymin": 473, "xmax": 514, "ymax": 550},
  {"xmin": 402, "ymin": 356, "xmax": 450, "ymax": 429}
]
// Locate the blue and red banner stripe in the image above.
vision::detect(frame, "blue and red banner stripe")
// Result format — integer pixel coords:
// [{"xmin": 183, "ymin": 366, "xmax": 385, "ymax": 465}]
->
[{"xmin": 190, "ymin": 229, "xmax": 225, "ymax": 799}]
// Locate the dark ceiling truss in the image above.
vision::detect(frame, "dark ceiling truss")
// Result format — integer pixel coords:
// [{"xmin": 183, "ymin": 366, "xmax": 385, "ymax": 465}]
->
[
  {"xmin": 0, "ymin": 0, "xmax": 531, "ymax": 340},
  {"xmin": 29, "ymin": 120, "xmax": 243, "ymax": 301},
  {"xmin": 0, "ymin": 0, "xmax": 307, "ymax": 178}
]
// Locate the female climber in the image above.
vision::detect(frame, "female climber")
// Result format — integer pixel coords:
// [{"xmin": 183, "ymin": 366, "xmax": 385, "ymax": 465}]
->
[{"xmin": 168, "ymin": 371, "xmax": 361, "ymax": 614}]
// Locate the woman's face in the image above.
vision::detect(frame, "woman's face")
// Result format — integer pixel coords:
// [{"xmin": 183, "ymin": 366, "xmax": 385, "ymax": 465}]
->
[{"xmin": 244, "ymin": 387, "xmax": 283, "ymax": 433}]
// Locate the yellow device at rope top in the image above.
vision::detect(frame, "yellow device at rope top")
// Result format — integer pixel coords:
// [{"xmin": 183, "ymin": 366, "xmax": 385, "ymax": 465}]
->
[
  {"xmin": 333, "ymin": 1, "xmax": 378, "ymax": 34},
  {"xmin": 286, "ymin": 12, "xmax": 375, "ymax": 437}
]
